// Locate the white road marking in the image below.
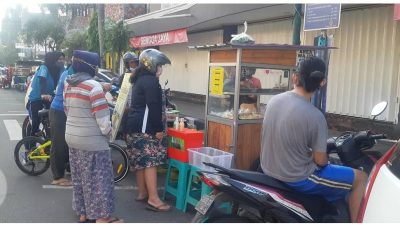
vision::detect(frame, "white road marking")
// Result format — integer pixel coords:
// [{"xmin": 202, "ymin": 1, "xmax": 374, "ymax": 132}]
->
[
  {"xmin": 0, "ymin": 114, "xmax": 28, "ymax": 116},
  {"xmin": 42, "ymin": 185, "xmax": 164, "ymax": 191},
  {"xmin": 3, "ymin": 120, "xmax": 22, "ymax": 140},
  {"xmin": 7, "ymin": 111, "xmax": 26, "ymax": 113}
]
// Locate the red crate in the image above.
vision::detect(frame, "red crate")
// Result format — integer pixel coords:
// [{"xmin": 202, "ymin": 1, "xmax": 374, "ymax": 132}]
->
[{"xmin": 167, "ymin": 128, "xmax": 203, "ymax": 163}]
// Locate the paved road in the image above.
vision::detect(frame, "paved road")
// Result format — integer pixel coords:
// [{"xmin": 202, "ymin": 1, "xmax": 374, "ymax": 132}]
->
[{"xmin": 0, "ymin": 88, "xmax": 194, "ymax": 223}]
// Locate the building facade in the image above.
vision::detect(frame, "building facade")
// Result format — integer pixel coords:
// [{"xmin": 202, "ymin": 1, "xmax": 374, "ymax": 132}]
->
[{"xmin": 126, "ymin": 4, "xmax": 400, "ymax": 137}]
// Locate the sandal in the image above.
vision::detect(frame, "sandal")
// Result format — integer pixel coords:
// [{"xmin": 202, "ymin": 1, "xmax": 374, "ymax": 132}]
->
[
  {"xmin": 51, "ymin": 178, "xmax": 73, "ymax": 186},
  {"xmin": 78, "ymin": 219, "xmax": 95, "ymax": 223},
  {"xmin": 146, "ymin": 203, "xmax": 171, "ymax": 212}
]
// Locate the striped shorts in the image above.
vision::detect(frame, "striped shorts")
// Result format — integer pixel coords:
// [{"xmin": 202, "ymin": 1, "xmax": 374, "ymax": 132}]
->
[{"xmin": 285, "ymin": 164, "xmax": 355, "ymax": 202}]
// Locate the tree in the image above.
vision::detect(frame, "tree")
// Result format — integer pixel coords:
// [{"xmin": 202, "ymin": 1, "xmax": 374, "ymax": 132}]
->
[
  {"xmin": 20, "ymin": 12, "xmax": 66, "ymax": 54},
  {"xmin": 87, "ymin": 12, "xmax": 99, "ymax": 53},
  {"xmin": 60, "ymin": 29, "xmax": 87, "ymax": 59},
  {"xmin": 105, "ymin": 20, "xmax": 129, "ymax": 73},
  {"xmin": 97, "ymin": 4, "xmax": 105, "ymax": 68},
  {"xmin": 1, "ymin": 5, "xmax": 24, "ymax": 47},
  {"xmin": 0, "ymin": 45, "xmax": 18, "ymax": 66}
]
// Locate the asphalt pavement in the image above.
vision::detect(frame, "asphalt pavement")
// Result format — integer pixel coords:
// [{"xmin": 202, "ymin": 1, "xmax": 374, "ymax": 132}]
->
[{"xmin": 0, "ymin": 88, "xmax": 194, "ymax": 223}]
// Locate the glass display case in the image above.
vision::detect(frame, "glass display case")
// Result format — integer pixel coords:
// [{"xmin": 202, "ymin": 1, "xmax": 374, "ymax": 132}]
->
[{"xmin": 194, "ymin": 44, "xmax": 332, "ymax": 170}]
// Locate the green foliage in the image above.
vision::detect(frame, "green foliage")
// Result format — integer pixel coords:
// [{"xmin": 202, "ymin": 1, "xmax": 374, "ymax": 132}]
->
[
  {"xmin": 61, "ymin": 29, "xmax": 88, "ymax": 59},
  {"xmin": 105, "ymin": 20, "xmax": 129, "ymax": 54},
  {"xmin": 21, "ymin": 14, "xmax": 65, "ymax": 51},
  {"xmin": 87, "ymin": 12, "xmax": 99, "ymax": 53},
  {"xmin": 104, "ymin": 19, "xmax": 130, "ymax": 72},
  {"xmin": 1, "ymin": 5, "xmax": 24, "ymax": 47},
  {"xmin": 0, "ymin": 45, "xmax": 18, "ymax": 66}
]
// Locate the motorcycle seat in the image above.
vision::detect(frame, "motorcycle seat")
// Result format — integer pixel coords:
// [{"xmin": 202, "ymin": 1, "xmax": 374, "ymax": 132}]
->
[{"xmin": 229, "ymin": 169, "xmax": 295, "ymax": 193}]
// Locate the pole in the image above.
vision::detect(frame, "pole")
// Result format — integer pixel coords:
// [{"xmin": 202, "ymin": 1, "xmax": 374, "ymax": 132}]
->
[
  {"xmin": 292, "ymin": 4, "xmax": 302, "ymax": 45},
  {"xmin": 97, "ymin": 4, "xmax": 105, "ymax": 68}
]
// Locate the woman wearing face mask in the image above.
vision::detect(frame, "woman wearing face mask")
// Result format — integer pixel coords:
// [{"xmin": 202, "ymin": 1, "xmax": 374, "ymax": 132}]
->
[
  {"xmin": 125, "ymin": 49, "xmax": 171, "ymax": 212},
  {"xmin": 26, "ymin": 51, "xmax": 65, "ymax": 136}
]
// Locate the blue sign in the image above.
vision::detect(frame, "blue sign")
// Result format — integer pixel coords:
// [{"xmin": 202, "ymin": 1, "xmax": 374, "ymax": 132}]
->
[{"xmin": 304, "ymin": 4, "xmax": 341, "ymax": 31}]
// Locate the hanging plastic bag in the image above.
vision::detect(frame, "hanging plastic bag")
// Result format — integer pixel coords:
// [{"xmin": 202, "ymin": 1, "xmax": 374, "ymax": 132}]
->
[{"xmin": 230, "ymin": 21, "xmax": 255, "ymax": 45}]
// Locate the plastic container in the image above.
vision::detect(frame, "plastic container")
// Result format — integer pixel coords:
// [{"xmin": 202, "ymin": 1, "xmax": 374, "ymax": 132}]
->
[
  {"xmin": 167, "ymin": 110, "xmax": 180, "ymax": 122},
  {"xmin": 188, "ymin": 147, "xmax": 234, "ymax": 172},
  {"xmin": 167, "ymin": 128, "xmax": 204, "ymax": 163}
]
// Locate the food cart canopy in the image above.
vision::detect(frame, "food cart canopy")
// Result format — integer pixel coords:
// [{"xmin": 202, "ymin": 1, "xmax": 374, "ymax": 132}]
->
[{"xmin": 189, "ymin": 43, "xmax": 338, "ymax": 51}]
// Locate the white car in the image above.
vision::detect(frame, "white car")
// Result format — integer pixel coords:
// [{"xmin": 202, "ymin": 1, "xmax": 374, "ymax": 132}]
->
[{"xmin": 358, "ymin": 140, "xmax": 400, "ymax": 222}]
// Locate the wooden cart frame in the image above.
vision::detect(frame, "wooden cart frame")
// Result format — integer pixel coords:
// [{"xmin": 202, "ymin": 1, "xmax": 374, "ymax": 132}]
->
[{"xmin": 193, "ymin": 43, "xmax": 334, "ymax": 170}]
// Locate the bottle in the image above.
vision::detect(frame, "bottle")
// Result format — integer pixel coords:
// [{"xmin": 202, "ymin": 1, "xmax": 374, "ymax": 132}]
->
[
  {"xmin": 179, "ymin": 118, "xmax": 185, "ymax": 131},
  {"xmin": 174, "ymin": 117, "xmax": 179, "ymax": 130}
]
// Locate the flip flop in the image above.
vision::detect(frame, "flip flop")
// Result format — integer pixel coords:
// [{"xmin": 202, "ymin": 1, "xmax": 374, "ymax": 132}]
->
[
  {"xmin": 146, "ymin": 203, "xmax": 171, "ymax": 212},
  {"xmin": 78, "ymin": 219, "xmax": 95, "ymax": 223},
  {"xmin": 51, "ymin": 178, "xmax": 73, "ymax": 186}
]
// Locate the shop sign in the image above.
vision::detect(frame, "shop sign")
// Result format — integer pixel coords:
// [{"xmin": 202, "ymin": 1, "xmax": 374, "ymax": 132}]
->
[
  {"xmin": 395, "ymin": 4, "xmax": 400, "ymax": 21},
  {"xmin": 130, "ymin": 28, "xmax": 188, "ymax": 48},
  {"xmin": 210, "ymin": 67, "xmax": 224, "ymax": 95},
  {"xmin": 304, "ymin": 4, "xmax": 341, "ymax": 31}
]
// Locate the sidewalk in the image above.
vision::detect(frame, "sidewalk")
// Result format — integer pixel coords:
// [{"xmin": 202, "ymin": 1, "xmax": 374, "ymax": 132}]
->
[{"xmin": 173, "ymin": 98, "xmax": 394, "ymax": 155}]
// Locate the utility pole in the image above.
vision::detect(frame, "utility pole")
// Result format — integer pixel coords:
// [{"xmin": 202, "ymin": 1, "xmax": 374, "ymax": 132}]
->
[
  {"xmin": 292, "ymin": 4, "xmax": 302, "ymax": 45},
  {"xmin": 97, "ymin": 4, "xmax": 105, "ymax": 68}
]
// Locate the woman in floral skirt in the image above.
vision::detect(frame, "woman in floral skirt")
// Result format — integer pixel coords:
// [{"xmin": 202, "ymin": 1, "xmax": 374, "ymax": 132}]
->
[{"xmin": 125, "ymin": 49, "xmax": 171, "ymax": 212}]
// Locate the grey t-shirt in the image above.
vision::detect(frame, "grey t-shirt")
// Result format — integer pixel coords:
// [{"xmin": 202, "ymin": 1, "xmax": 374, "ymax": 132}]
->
[{"xmin": 260, "ymin": 91, "xmax": 328, "ymax": 182}]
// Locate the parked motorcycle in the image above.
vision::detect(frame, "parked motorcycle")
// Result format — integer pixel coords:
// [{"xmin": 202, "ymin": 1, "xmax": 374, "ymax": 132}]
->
[{"xmin": 192, "ymin": 101, "xmax": 389, "ymax": 223}]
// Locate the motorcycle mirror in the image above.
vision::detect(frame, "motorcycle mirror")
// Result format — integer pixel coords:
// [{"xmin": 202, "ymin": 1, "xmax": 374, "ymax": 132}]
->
[
  {"xmin": 165, "ymin": 80, "xmax": 168, "ymax": 86},
  {"xmin": 371, "ymin": 101, "xmax": 388, "ymax": 119}
]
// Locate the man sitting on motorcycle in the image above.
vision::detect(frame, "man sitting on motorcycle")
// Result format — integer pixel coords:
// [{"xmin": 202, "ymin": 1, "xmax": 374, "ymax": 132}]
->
[{"xmin": 260, "ymin": 57, "xmax": 368, "ymax": 223}]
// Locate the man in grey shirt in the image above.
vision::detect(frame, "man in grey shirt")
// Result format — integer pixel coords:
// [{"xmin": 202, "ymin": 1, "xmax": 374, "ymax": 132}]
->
[{"xmin": 260, "ymin": 57, "xmax": 367, "ymax": 222}]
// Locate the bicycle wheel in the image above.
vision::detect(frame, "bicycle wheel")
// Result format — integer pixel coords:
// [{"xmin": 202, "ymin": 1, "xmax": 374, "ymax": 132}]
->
[
  {"xmin": 22, "ymin": 116, "xmax": 31, "ymax": 139},
  {"xmin": 14, "ymin": 136, "xmax": 50, "ymax": 176},
  {"xmin": 109, "ymin": 142, "xmax": 129, "ymax": 183}
]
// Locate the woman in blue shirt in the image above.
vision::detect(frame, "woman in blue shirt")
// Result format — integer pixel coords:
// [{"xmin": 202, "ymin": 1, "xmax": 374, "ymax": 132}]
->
[{"xmin": 27, "ymin": 51, "xmax": 65, "ymax": 136}]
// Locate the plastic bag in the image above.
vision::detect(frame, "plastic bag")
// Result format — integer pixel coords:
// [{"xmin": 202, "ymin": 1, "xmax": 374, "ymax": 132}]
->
[{"xmin": 230, "ymin": 21, "xmax": 255, "ymax": 45}]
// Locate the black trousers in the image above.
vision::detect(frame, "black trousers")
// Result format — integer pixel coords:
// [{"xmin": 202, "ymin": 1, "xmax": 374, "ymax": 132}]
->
[
  {"xmin": 49, "ymin": 108, "xmax": 69, "ymax": 180},
  {"xmin": 28, "ymin": 100, "xmax": 44, "ymax": 135}
]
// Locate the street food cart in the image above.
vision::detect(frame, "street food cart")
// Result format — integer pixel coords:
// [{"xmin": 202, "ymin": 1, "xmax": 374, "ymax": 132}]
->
[{"xmin": 193, "ymin": 43, "xmax": 333, "ymax": 170}]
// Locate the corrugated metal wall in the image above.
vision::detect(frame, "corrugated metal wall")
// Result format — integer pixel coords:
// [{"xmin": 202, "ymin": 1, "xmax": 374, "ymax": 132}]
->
[
  {"xmin": 302, "ymin": 5, "xmax": 400, "ymax": 122},
  {"xmin": 159, "ymin": 30, "xmax": 223, "ymax": 95},
  {"xmin": 243, "ymin": 5, "xmax": 400, "ymax": 122}
]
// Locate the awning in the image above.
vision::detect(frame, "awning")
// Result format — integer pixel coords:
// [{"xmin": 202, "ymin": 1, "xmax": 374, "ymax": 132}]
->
[
  {"xmin": 129, "ymin": 28, "xmax": 188, "ymax": 48},
  {"xmin": 125, "ymin": 4, "xmax": 378, "ymax": 37},
  {"xmin": 125, "ymin": 4, "xmax": 294, "ymax": 36}
]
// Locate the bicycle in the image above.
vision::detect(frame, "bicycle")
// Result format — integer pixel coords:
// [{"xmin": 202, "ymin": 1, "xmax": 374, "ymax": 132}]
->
[{"xmin": 15, "ymin": 109, "xmax": 130, "ymax": 182}]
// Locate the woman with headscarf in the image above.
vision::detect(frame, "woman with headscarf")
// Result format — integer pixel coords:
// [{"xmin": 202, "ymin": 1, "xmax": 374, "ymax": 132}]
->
[
  {"xmin": 63, "ymin": 50, "xmax": 122, "ymax": 223},
  {"xmin": 125, "ymin": 49, "xmax": 171, "ymax": 212},
  {"xmin": 26, "ymin": 51, "xmax": 65, "ymax": 136}
]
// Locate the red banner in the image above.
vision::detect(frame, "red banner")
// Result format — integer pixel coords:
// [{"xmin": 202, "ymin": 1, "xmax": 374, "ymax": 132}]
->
[
  {"xmin": 395, "ymin": 4, "xmax": 400, "ymax": 21},
  {"xmin": 130, "ymin": 28, "xmax": 188, "ymax": 48}
]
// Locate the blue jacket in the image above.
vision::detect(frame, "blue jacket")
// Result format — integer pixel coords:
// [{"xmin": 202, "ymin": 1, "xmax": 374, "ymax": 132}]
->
[{"xmin": 50, "ymin": 67, "xmax": 74, "ymax": 112}]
